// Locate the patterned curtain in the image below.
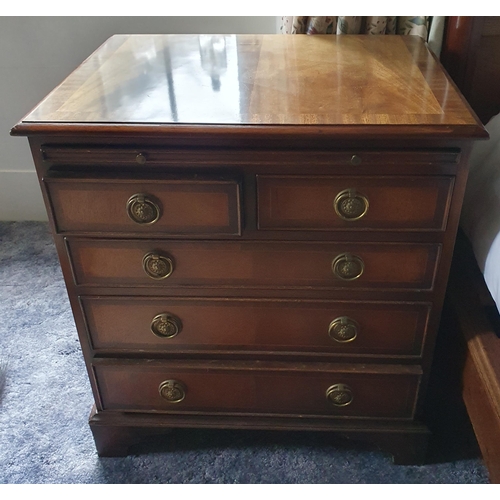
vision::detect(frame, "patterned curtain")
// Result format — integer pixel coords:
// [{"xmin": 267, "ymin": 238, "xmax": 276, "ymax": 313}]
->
[{"xmin": 280, "ymin": 16, "xmax": 445, "ymax": 56}]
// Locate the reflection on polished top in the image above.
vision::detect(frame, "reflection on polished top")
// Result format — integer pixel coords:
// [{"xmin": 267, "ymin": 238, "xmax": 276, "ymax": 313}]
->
[{"xmin": 18, "ymin": 34, "xmax": 480, "ymax": 128}]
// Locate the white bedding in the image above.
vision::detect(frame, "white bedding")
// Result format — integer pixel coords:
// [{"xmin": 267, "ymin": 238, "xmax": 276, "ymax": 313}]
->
[{"xmin": 461, "ymin": 113, "xmax": 500, "ymax": 309}]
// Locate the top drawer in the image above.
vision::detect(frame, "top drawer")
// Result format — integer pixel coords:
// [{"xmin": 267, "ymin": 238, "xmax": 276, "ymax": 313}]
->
[
  {"xmin": 44, "ymin": 177, "xmax": 241, "ymax": 236},
  {"xmin": 257, "ymin": 175, "xmax": 454, "ymax": 231}
]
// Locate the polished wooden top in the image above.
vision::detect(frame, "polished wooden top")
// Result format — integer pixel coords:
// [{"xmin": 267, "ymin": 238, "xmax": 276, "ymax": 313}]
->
[{"xmin": 12, "ymin": 34, "xmax": 486, "ymax": 138}]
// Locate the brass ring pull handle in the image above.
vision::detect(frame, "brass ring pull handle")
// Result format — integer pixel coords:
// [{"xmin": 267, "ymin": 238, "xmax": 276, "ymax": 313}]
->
[
  {"xmin": 127, "ymin": 194, "xmax": 161, "ymax": 225},
  {"xmin": 142, "ymin": 252, "xmax": 174, "ymax": 280},
  {"xmin": 334, "ymin": 188, "xmax": 369, "ymax": 221},
  {"xmin": 326, "ymin": 383, "xmax": 353, "ymax": 407},
  {"xmin": 159, "ymin": 380, "xmax": 186, "ymax": 403},
  {"xmin": 151, "ymin": 313, "xmax": 182, "ymax": 338},
  {"xmin": 328, "ymin": 316, "xmax": 359, "ymax": 343},
  {"xmin": 332, "ymin": 253, "xmax": 364, "ymax": 281}
]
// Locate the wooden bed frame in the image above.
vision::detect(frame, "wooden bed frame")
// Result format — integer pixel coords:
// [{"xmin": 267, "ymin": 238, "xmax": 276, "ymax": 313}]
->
[{"xmin": 439, "ymin": 16, "xmax": 500, "ymax": 483}]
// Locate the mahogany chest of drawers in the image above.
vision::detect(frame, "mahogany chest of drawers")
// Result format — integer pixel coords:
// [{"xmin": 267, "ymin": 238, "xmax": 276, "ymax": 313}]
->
[{"xmin": 11, "ymin": 34, "xmax": 487, "ymax": 463}]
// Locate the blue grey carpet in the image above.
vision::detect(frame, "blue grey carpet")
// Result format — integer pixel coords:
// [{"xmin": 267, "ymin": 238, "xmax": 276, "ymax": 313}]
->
[{"xmin": 0, "ymin": 222, "xmax": 490, "ymax": 483}]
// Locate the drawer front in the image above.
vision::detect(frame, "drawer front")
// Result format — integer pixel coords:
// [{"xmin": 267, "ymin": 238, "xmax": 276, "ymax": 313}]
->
[
  {"xmin": 67, "ymin": 239, "xmax": 440, "ymax": 290},
  {"xmin": 45, "ymin": 177, "xmax": 241, "ymax": 235},
  {"xmin": 94, "ymin": 362, "xmax": 420, "ymax": 418},
  {"xmin": 257, "ymin": 175, "xmax": 454, "ymax": 231},
  {"xmin": 81, "ymin": 296, "xmax": 430, "ymax": 357}
]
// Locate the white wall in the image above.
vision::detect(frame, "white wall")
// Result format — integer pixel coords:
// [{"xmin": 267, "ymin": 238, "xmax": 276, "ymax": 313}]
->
[{"xmin": 1, "ymin": 16, "xmax": 279, "ymax": 221}]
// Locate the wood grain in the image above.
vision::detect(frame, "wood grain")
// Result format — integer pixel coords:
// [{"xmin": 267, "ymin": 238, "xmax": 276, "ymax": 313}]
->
[
  {"xmin": 257, "ymin": 175, "xmax": 454, "ymax": 231},
  {"xmin": 80, "ymin": 296, "xmax": 430, "ymax": 357},
  {"xmin": 11, "ymin": 34, "xmax": 484, "ymax": 134},
  {"xmin": 45, "ymin": 177, "xmax": 241, "ymax": 235},
  {"xmin": 93, "ymin": 360, "xmax": 420, "ymax": 418},
  {"xmin": 66, "ymin": 238, "xmax": 441, "ymax": 291},
  {"xmin": 12, "ymin": 33, "xmax": 487, "ymax": 462}
]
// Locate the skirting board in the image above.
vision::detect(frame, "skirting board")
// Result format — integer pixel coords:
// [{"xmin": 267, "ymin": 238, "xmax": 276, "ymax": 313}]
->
[{"xmin": 0, "ymin": 171, "xmax": 47, "ymax": 221}]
